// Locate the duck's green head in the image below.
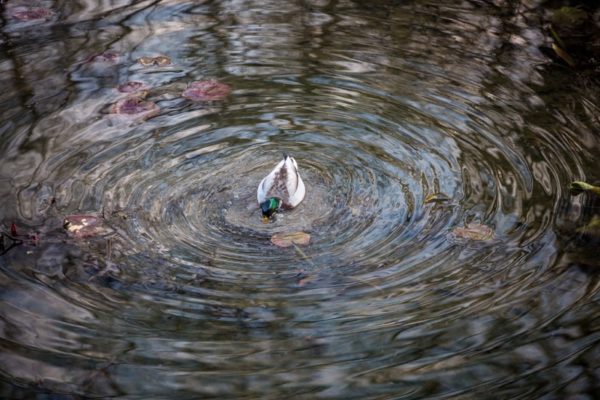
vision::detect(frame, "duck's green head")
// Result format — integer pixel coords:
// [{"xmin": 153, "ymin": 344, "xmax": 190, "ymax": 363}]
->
[{"xmin": 260, "ymin": 197, "xmax": 281, "ymax": 222}]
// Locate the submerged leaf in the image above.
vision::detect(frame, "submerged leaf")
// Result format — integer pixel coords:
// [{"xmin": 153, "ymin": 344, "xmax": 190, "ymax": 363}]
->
[
  {"xmin": 570, "ymin": 181, "xmax": 600, "ymax": 196},
  {"xmin": 452, "ymin": 223, "xmax": 494, "ymax": 241},
  {"xmin": 271, "ymin": 231, "xmax": 311, "ymax": 248}
]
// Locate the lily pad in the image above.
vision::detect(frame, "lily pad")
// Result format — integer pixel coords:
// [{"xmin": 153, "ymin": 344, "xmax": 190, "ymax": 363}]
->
[
  {"xmin": 452, "ymin": 223, "xmax": 494, "ymax": 241},
  {"xmin": 64, "ymin": 215, "xmax": 112, "ymax": 238},
  {"xmin": 117, "ymin": 81, "xmax": 149, "ymax": 93},
  {"xmin": 110, "ymin": 97, "xmax": 159, "ymax": 119},
  {"xmin": 271, "ymin": 231, "xmax": 311, "ymax": 248},
  {"xmin": 9, "ymin": 7, "xmax": 53, "ymax": 21},
  {"xmin": 182, "ymin": 80, "xmax": 231, "ymax": 101},
  {"xmin": 138, "ymin": 56, "xmax": 172, "ymax": 66}
]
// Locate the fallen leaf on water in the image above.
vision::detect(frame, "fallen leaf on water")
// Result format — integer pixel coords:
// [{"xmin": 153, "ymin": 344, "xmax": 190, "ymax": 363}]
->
[
  {"xmin": 138, "ymin": 55, "xmax": 172, "ymax": 67},
  {"xmin": 271, "ymin": 231, "xmax": 311, "ymax": 248},
  {"xmin": 552, "ymin": 43, "xmax": 576, "ymax": 68},
  {"xmin": 117, "ymin": 81, "xmax": 149, "ymax": 93},
  {"xmin": 9, "ymin": 6, "xmax": 54, "ymax": 22},
  {"xmin": 424, "ymin": 193, "xmax": 450, "ymax": 204},
  {"xmin": 64, "ymin": 215, "xmax": 112, "ymax": 238},
  {"xmin": 452, "ymin": 223, "xmax": 494, "ymax": 241},
  {"xmin": 110, "ymin": 97, "xmax": 159, "ymax": 120},
  {"xmin": 570, "ymin": 181, "xmax": 600, "ymax": 196},
  {"xmin": 182, "ymin": 80, "xmax": 231, "ymax": 101}
]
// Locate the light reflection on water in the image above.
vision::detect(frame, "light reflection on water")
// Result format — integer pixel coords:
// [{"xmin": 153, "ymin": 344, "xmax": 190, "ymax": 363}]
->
[{"xmin": 1, "ymin": 0, "xmax": 599, "ymax": 398}]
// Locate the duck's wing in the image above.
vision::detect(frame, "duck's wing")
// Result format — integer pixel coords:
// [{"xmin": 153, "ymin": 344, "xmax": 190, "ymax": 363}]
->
[
  {"xmin": 257, "ymin": 158, "xmax": 286, "ymax": 203},
  {"xmin": 283, "ymin": 157, "xmax": 305, "ymax": 208}
]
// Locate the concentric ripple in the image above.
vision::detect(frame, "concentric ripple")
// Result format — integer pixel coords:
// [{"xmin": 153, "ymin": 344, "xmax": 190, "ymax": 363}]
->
[{"xmin": 1, "ymin": 0, "xmax": 599, "ymax": 398}]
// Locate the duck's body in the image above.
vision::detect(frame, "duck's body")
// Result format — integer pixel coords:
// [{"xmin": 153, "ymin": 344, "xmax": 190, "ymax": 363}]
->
[{"xmin": 257, "ymin": 155, "xmax": 305, "ymax": 218}]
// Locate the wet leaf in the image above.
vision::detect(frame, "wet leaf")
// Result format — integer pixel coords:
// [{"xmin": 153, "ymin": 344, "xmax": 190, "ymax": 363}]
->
[
  {"xmin": 10, "ymin": 223, "xmax": 17, "ymax": 237},
  {"xmin": 452, "ymin": 223, "xmax": 494, "ymax": 241},
  {"xmin": 64, "ymin": 215, "xmax": 112, "ymax": 238},
  {"xmin": 9, "ymin": 7, "xmax": 53, "ymax": 21},
  {"xmin": 138, "ymin": 56, "xmax": 172, "ymax": 66},
  {"xmin": 552, "ymin": 43, "xmax": 576, "ymax": 68},
  {"xmin": 110, "ymin": 97, "xmax": 159, "ymax": 119},
  {"xmin": 182, "ymin": 80, "xmax": 231, "ymax": 101},
  {"xmin": 570, "ymin": 181, "xmax": 600, "ymax": 196},
  {"xmin": 424, "ymin": 193, "xmax": 450, "ymax": 204},
  {"xmin": 271, "ymin": 231, "xmax": 311, "ymax": 248},
  {"xmin": 117, "ymin": 81, "xmax": 149, "ymax": 93}
]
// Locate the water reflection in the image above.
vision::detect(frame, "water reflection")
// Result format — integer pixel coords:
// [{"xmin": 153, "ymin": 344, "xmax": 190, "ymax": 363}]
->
[{"xmin": 1, "ymin": 0, "xmax": 599, "ymax": 398}]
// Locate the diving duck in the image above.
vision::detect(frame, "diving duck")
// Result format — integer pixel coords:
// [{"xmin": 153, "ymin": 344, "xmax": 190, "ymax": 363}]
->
[{"xmin": 257, "ymin": 154, "xmax": 306, "ymax": 220}]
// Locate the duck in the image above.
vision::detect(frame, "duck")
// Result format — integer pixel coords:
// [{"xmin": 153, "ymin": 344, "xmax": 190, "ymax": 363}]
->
[{"xmin": 257, "ymin": 154, "xmax": 306, "ymax": 221}]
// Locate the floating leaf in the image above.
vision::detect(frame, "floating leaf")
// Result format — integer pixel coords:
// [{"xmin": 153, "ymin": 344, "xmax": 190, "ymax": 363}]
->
[
  {"xmin": 452, "ymin": 223, "xmax": 494, "ymax": 241},
  {"xmin": 570, "ymin": 181, "xmax": 600, "ymax": 196},
  {"xmin": 271, "ymin": 231, "xmax": 311, "ymax": 248},
  {"xmin": 424, "ymin": 193, "xmax": 450, "ymax": 204},
  {"xmin": 64, "ymin": 215, "xmax": 112, "ymax": 238},
  {"xmin": 182, "ymin": 80, "xmax": 231, "ymax": 101},
  {"xmin": 138, "ymin": 56, "xmax": 172, "ymax": 67},
  {"xmin": 110, "ymin": 97, "xmax": 159, "ymax": 119},
  {"xmin": 117, "ymin": 81, "xmax": 149, "ymax": 93},
  {"xmin": 552, "ymin": 43, "xmax": 576, "ymax": 68},
  {"xmin": 9, "ymin": 7, "xmax": 53, "ymax": 21}
]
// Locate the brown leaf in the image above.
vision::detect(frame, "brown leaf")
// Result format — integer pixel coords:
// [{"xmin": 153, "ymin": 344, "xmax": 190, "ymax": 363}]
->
[
  {"xmin": 452, "ymin": 223, "xmax": 494, "ymax": 241},
  {"xmin": 271, "ymin": 231, "xmax": 311, "ymax": 248}
]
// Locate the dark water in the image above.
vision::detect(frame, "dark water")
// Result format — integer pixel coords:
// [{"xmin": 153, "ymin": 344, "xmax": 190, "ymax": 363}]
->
[{"xmin": 1, "ymin": 0, "xmax": 599, "ymax": 398}]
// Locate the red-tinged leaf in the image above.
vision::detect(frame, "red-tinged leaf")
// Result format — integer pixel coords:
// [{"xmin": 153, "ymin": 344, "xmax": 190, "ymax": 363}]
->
[
  {"xmin": 10, "ymin": 223, "xmax": 17, "ymax": 237},
  {"xmin": 271, "ymin": 231, "xmax": 311, "ymax": 248},
  {"xmin": 117, "ymin": 81, "xmax": 149, "ymax": 93},
  {"xmin": 110, "ymin": 97, "xmax": 159, "ymax": 120},
  {"xmin": 9, "ymin": 7, "xmax": 53, "ymax": 21},
  {"xmin": 182, "ymin": 80, "xmax": 231, "ymax": 101}
]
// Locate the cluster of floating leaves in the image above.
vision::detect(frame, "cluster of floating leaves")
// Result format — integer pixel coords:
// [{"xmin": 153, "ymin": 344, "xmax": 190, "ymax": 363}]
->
[{"xmin": 9, "ymin": 6, "xmax": 54, "ymax": 22}]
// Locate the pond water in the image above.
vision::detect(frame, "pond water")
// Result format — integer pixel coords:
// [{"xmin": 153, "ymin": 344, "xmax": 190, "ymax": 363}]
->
[{"xmin": 1, "ymin": 0, "xmax": 599, "ymax": 398}]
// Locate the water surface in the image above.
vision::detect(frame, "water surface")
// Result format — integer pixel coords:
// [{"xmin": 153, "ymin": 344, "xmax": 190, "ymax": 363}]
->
[{"xmin": 1, "ymin": 0, "xmax": 599, "ymax": 398}]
